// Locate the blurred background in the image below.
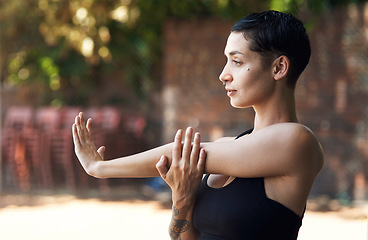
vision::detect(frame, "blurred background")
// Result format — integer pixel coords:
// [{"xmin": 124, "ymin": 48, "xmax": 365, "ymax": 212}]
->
[{"xmin": 1, "ymin": 0, "xmax": 368, "ymax": 239}]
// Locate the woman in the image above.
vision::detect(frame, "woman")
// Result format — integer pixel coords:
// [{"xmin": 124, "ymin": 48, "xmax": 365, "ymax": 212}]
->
[{"xmin": 73, "ymin": 10, "xmax": 323, "ymax": 240}]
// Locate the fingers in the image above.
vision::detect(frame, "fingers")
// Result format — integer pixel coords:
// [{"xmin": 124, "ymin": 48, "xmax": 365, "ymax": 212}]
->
[
  {"xmin": 86, "ymin": 118, "xmax": 94, "ymax": 140},
  {"xmin": 190, "ymin": 132, "xmax": 206, "ymax": 174},
  {"xmin": 97, "ymin": 146, "xmax": 105, "ymax": 160},
  {"xmin": 156, "ymin": 155, "xmax": 169, "ymax": 179},
  {"xmin": 190, "ymin": 132, "xmax": 200, "ymax": 165},
  {"xmin": 172, "ymin": 129, "xmax": 183, "ymax": 165},
  {"xmin": 197, "ymin": 148, "xmax": 206, "ymax": 173},
  {"xmin": 74, "ymin": 112, "xmax": 84, "ymax": 143},
  {"xmin": 77, "ymin": 112, "xmax": 86, "ymax": 132},
  {"xmin": 72, "ymin": 123, "xmax": 80, "ymax": 146},
  {"xmin": 172, "ymin": 127, "xmax": 205, "ymax": 173},
  {"xmin": 74, "ymin": 112, "xmax": 87, "ymax": 130},
  {"xmin": 182, "ymin": 127, "xmax": 193, "ymax": 164},
  {"xmin": 74, "ymin": 112, "xmax": 94, "ymax": 144}
]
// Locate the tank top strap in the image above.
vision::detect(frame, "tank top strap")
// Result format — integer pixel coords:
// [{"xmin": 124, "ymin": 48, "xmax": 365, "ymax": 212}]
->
[{"xmin": 235, "ymin": 128, "xmax": 253, "ymax": 139}]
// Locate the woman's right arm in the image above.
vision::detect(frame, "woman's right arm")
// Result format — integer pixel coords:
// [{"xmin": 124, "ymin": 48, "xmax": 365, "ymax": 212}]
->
[{"xmin": 156, "ymin": 128, "xmax": 205, "ymax": 240}]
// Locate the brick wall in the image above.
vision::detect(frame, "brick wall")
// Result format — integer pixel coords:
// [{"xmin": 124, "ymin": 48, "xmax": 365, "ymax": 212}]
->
[
  {"xmin": 161, "ymin": 4, "xmax": 368, "ymax": 200},
  {"xmin": 299, "ymin": 4, "xmax": 368, "ymax": 200}
]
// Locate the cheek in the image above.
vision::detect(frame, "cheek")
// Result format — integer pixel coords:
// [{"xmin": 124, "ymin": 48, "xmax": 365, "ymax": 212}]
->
[
  {"xmin": 235, "ymin": 73, "xmax": 274, "ymax": 106},
  {"xmin": 236, "ymin": 72, "xmax": 259, "ymax": 89},
  {"xmin": 246, "ymin": 68, "xmax": 273, "ymax": 88},
  {"xmin": 251, "ymin": 77, "xmax": 275, "ymax": 103}
]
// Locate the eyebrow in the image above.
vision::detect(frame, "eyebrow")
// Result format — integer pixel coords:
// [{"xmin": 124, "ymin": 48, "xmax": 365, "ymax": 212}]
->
[{"xmin": 227, "ymin": 50, "xmax": 244, "ymax": 56}]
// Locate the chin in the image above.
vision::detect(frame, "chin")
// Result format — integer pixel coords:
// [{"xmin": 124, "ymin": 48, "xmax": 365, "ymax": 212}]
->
[{"xmin": 230, "ymin": 100, "xmax": 250, "ymax": 109}]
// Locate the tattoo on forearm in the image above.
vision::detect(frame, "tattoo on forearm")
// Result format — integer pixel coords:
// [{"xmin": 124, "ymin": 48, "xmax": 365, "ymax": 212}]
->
[
  {"xmin": 170, "ymin": 219, "xmax": 190, "ymax": 240},
  {"xmin": 170, "ymin": 231, "xmax": 181, "ymax": 240},
  {"xmin": 170, "ymin": 218, "xmax": 190, "ymax": 233},
  {"xmin": 173, "ymin": 206, "xmax": 179, "ymax": 216},
  {"xmin": 169, "ymin": 207, "xmax": 190, "ymax": 240}
]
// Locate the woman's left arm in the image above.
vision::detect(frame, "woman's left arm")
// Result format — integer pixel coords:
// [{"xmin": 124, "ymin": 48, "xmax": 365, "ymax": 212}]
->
[
  {"xmin": 156, "ymin": 128, "xmax": 206, "ymax": 240},
  {"xmin": 74, "ymin": 111, "xmax": 322, "ymax": 180}
]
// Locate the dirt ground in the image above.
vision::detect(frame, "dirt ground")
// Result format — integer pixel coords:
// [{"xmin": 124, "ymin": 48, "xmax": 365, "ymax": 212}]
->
[{"xmin": 0, "ymin": 190, "xmax": 366, "ymax": 240}]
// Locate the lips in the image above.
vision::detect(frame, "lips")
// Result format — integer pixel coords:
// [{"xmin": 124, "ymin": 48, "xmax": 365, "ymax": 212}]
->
[{"xmin": 225, "ymin": 88, "xmax": 236, "ymax": 97}]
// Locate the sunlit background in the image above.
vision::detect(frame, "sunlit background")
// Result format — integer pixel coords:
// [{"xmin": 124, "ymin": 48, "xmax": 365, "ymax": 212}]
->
[{"xmin": 1, "ymin": 0, "xmax": 368, "ymax": 239}]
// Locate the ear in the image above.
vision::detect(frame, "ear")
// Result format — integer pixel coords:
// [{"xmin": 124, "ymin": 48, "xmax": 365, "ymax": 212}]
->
[{"xmin": 272, "ymin": 55, "xmax": 290, "ymax": 81}]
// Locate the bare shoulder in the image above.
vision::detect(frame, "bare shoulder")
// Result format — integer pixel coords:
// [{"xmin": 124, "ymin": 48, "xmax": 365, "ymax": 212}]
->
[
  {"xmin": 270, "ymin": 123, "xmax": 324, "ymax": 172},
  {"xmin": 203, "ymin": 123, "xmax": 323, "ymax": 178},
  {"xmin": 254, "ymin": 123, "xmax": 324, "ymax": 174},
  {"xmin": 277, "ymin": 123, "xmax": 322, "ymax": 153},
  {"xmin": 258, "ymin": 122, "xmax": 320, "ymax": 146}
]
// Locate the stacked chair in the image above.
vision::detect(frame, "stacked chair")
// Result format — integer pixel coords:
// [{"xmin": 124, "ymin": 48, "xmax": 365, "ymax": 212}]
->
[{"xmin": 1, "ymin": 106, "xmax": 146, "ymax": 193}]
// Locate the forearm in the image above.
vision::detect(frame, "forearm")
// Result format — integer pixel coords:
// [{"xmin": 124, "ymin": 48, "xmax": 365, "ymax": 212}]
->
[
  {"xmin": 84, "ymin": 141, "xmax": 213, "ymax": 179},
  {"xmin": 169, "ymin": 204, "xmax": 198, "ymax": 240},
  {"xmin": 91, "ymin": 143, "xmax": 174, "ymax": 178}
]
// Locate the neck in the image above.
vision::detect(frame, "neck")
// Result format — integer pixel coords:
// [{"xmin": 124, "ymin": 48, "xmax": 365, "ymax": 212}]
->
[{"xmin": 252, "ymin": 87, "xmax": 298, "ymax": 131}]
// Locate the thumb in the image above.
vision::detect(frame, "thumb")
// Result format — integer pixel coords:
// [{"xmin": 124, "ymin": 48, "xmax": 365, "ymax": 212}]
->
[
  {"xmin": 97, "ymin": 146, "xmax": 106, "ymax": 160},
  {"xmin": 156, "ymin": 155, "xmax": 168, "ymax": 179}
]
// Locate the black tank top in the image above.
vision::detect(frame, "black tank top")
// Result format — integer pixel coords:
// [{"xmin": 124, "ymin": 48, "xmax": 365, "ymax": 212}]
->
[{"xmin": 192, "ymin": 130, "xmax": 304, "ymax": 240}]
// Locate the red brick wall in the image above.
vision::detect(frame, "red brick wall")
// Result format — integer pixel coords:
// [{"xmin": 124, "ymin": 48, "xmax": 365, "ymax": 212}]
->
[{"xmin": 161, "ymin": 4, "xmax": 368, "ymax": 200}]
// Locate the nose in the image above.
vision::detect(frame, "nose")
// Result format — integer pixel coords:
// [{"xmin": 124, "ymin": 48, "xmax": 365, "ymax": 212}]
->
[{"xmin": 219, "ymin": 64, "xmax": 232, "ymax": 84}]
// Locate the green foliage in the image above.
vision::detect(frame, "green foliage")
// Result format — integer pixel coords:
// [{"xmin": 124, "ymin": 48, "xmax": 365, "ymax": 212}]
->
[{"xmin": 0, "ymin": 0, "xmax": 366, "ymax": 106}]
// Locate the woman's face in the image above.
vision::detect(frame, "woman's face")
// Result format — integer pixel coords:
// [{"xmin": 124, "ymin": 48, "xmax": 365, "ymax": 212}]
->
[{"xmin": 219, "ymin": 32, "xmax": 274, "ymax": 108}]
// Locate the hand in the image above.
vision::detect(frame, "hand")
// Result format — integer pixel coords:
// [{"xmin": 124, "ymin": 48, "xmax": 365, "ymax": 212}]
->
[
  {"xmin": 156, "ymin": 127, "xmax": 206, "ymax": 209},
  {"xmin": 72, "ymin": 112, "xmax": 106, "ymax": 177}
]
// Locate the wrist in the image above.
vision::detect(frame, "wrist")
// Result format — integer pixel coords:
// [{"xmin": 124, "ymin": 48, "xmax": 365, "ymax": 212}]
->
[
  {"xmin": 87, "ymin": 160, "xmax": 104, "ymax": 178},
  {"xmin": 172, "ymin": 196, "xmax": 196, "ymax": 211}
]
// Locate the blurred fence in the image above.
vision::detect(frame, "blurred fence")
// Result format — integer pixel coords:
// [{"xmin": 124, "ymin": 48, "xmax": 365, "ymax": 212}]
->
[{"xmin": 1, "ymin": 106, "xmax": 147, "ymax": 193}]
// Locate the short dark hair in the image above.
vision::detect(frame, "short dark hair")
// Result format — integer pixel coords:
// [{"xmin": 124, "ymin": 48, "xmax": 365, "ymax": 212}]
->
[{"xmin": 232, "ymin": 10, "xmax": 311, "ymax": 88}]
